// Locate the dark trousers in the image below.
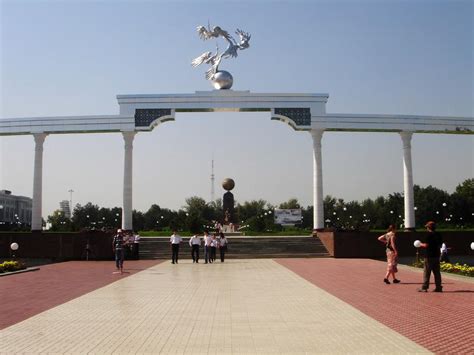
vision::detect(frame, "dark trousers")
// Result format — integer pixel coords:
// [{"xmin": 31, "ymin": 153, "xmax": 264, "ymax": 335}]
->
[
  {"xmin": 115, "ymin": 249, "xmax": 124, "ymax": 269},
  {"xmin": 191, "ymin": 244, "xmax": 200, "ymax": 262},
  {"xmin": 220, "ymin": 248, "xmax": 226, "ymax": 262},
  {"xmin": 204, "ymin": 246, "xmax": 210, "ymax": 263},
  {"xmin": 133, "ymin": 243, "xmax": 140, "ymax": 260},
  {"xmin": 210, "ymin": 247, "xmax": 216, "ymax": 262},
  {"xmin": 171, "ymin": 244, "xmax": 180, "ymax": 263},
  {"xmin": 440, "ymin": 252, "xmax": 449, "ymax": 263},
  {"xmin": 422, "ymin": 257, "xmax": 442, "ymax": 290}
]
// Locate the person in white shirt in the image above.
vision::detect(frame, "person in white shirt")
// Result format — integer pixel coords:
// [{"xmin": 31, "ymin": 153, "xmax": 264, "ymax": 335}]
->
[
  {"xmin": 219, "ymin": 232, "xmax": 228, "ymax": 262},
  {"xmin": 170, "ymin": 230, "xmax": 182, "ymax": 264},
  {"xmin": 210, "ymin": 234, "xmax": 218, "ymax": 263},
  {"xmin": 203, "ymin": 231, "xmax": 212, "ymax": 264},
  {"xmin": 440, "ymin": 243, "xmax": 450, "ymax": 263},
  {"xmin": 189, "ymin": 234, "xmax": 202, "ymax": 263}
]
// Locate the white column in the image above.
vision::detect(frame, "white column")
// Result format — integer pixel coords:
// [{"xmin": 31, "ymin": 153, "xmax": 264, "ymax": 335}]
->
[
  {"xmin": 311, "ymin": 129, "xmax": 325, "ymax": 230},
  {"xmin": 400, "ymin": 131, "xmax": 415, "ymax": 230},
  {"xmin": 31, "ymin": 133, "xmax": 47, "ymax": 231},
  {"xmin": 122, "ymin": 131, "xmax": 136, "ymax": 231}
]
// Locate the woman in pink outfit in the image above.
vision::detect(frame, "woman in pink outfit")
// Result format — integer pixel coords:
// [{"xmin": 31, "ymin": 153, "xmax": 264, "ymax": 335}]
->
[{"xmin": 378, "ymin": 224, "xmax": 400, "ymax": 284}]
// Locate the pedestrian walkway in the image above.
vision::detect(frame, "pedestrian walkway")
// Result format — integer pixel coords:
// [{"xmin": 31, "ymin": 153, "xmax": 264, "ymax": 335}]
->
[{"xmin": 0, "ymin": 259, "xmax": 472, "ymax": 354}]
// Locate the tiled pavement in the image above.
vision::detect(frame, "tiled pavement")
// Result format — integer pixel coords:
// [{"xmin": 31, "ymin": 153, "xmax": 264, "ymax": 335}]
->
[
  {"xmin": 278, "ymin": 259, "xmax": 474, "ymax": 354},
  {"xmin": 0, "ymin": 260, "xmax": 160, "ymax": 330},
  {"xmin": 0, "ymin": 258, "xmax": 472, "ymax": 354}
]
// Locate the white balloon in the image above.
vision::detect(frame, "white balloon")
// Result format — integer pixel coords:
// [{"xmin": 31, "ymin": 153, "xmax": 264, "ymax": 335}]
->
[
  {"xmin": 471, "ymin": 242, "xmax": 474, "ymax": 251},
  {"xmin": 414, "ymin": 240, "xmax": 421, "ymax": 248},
  {"xmin": 10, "ymin": 242, "xmax": 19, "ymax": 251}
]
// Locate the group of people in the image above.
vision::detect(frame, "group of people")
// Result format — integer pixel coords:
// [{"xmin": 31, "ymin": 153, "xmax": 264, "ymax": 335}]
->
[
  {"xmin": 171, "ymin": 230, "xmax": 228, "ymax": 264},
  {"xmin": 113, "ymin": 221, "xmax": 447, "ymax": 295},
  {"xmin": 378, "ymin": 220, "xmax": 444, "ymax": 292}
]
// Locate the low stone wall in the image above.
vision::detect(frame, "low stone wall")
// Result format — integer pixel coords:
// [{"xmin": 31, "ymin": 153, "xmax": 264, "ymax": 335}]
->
[
  {"xmin": 317, "ymin": 230, "xmax": 474, "ymax": 259},
  {"xmin": 0, "ymin": 231, "xmax": 114, "ymax": 260}
]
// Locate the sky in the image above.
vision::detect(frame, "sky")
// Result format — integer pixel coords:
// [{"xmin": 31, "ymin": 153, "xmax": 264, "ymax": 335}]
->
[{"xmin": 0, "ymin": 0, "xmax": 473, "ymax": 218}]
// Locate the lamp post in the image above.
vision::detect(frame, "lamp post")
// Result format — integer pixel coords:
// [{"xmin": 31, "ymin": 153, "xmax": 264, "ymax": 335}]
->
[{"xmin": 10, "ymin": 242, "xmax": 19, "ymax": 260}]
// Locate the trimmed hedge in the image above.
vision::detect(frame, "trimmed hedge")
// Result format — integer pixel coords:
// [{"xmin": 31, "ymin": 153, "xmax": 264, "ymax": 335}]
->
[
  {"xmin": 412, "ymin": 260, "xmax": 474, "ymax": 277},
  {"xmin": 0, "ymin": 260, "xmax": 26, "ymax": 273}
]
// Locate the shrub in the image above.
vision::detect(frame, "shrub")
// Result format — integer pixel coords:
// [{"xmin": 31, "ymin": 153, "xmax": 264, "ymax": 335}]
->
[
  {"xmin": 440, "ymin": 262, "xmax": 474, "ymax": 277},
  {"xmin": 0, "ymin": 260, "xmax": 26, "ymax": 273},
  {"xmin": 412, "ymin": 260, "xmax": 473, "ymax": 277}
]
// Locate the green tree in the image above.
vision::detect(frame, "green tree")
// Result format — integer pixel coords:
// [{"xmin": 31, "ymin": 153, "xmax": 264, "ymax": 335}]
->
[
  {"xmin": 132, "ymin": 210, "xmax": 145, "ymax": 231},
  {"xmin": 279, "ymin": 198, "xmax": 301, "ymax": 209},
  {"xmin": 47, "ymin": 210, "xmax": 72, "ymax": 231},
  {"xmin": 450, "ymin": 179, "xmax": 474, "ymax": 227},
  {"xmin": 72, "ymin": 203, "xmax": 100, "ymax": 230},
  {"xmin": 236, "ymin": 199, "xmax": 268, "ymax": 224},
  {"xmin": 414, "ymin": 185, "xmax": 450, "ymax": 227}
]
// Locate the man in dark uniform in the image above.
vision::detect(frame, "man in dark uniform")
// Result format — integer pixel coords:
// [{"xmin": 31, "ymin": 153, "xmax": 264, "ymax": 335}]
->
[{"xmin": 418, "ymin": 221, "xmax": 443, "ymax": 292}]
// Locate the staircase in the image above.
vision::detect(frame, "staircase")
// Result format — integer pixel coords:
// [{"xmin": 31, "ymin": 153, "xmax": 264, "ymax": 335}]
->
[{"xmin": 138, "ymin": 236, "xmax": 330, "ymax": 260}]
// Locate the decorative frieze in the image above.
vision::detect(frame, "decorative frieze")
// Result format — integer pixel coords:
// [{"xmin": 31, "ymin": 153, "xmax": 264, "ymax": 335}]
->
[
  {"xmin": 274, "ymin": 108, "xmax": 311, "ymax": 126},
  {"xmin": 135, "ymin": 109, "xmax": 172, "ymax": 127}
]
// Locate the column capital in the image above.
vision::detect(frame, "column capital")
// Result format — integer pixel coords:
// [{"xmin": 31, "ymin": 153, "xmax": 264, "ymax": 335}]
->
[
  {"xmin": 122, "ymin": 131, "xmax": 136, "ymax": 148},
  {"xmin": 310, "ymin": 129, "xmax": 324, "ymax": 140},
  {"xmin": 33, "ymin": 133, "xmax": 47, "ymax": 146},
  {"xmin": 399, "ymin": 131, "xmax": 413, "ymax": 148}
]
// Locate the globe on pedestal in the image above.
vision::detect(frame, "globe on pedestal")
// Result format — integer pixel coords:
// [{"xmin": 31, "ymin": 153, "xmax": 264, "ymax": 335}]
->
[
  {"xmin": 222, "ymin": 178, "xmax": 235, "ymax": 191},
  {"xmin": 212, "ymin": 71, "xmax": 233, "ymax": 90}
]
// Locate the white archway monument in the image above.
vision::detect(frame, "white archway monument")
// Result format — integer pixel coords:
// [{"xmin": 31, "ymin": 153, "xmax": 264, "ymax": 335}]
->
[{"xmin": 1, "ymin": 90, "xmax": 473, "ymax": 232}]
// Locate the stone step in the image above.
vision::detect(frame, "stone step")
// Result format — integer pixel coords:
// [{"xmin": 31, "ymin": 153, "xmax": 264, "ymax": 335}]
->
[{"xmin": 138, "ymin": 236, "xmax": 329, "ymax": 259}]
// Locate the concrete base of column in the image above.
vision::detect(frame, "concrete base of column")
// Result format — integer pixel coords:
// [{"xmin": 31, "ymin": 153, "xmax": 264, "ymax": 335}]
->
[
  {"xmin": 312, "ymin": 228, "xmax": 325, "ymax": 236},
  {"xmin": 404, "ymin": 227, "xmax": 416, "ymax": 232}
]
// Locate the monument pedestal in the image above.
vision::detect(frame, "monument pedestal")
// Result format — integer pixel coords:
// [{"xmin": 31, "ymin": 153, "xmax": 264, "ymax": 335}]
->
[{"xmin": 222, "ymin": 224, "xmax": 243, "ymax": 236}]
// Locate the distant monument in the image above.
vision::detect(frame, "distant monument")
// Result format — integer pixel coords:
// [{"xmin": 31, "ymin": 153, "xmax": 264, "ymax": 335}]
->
[{"xmin": 222, "ymin": 178, "xmax": 235, "ymax": 224}]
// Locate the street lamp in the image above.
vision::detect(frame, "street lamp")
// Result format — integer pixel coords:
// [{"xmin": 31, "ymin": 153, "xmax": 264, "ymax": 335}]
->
[{"xmin": 10, "ymin": 242, "xmax": 19, "ymax": 259}]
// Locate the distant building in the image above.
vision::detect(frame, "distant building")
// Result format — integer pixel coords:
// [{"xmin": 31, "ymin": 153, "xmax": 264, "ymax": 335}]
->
[
  {"xmin": 0, "ymin": 190, "xmax": 32, "ymax": 226},
  {"xmin": 59, "ymin": 200, "xmax": 71, "ymax": 219}
]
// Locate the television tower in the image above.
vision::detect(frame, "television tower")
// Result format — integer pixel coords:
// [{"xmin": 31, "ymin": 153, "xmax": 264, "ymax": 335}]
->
[{"xmin": 210, "ymin": 159, "xmax": 215, "ymax": 202}]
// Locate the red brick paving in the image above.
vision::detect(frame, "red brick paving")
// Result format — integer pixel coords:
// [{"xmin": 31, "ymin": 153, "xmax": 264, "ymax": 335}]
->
[
  {"xmin": 0, "ymin": 260, "xmax": 161, "ymax": 330},
  {"xmin": 277, "ymin": 258, "xmax": 474, "ymax": 355}
]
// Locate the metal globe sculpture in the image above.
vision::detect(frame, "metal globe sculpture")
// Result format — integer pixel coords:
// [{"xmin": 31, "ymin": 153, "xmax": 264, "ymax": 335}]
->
[
  {"xmin": 212, "ymin": 71, "xmax": 233, "ymax": 90},
  {"xmin": 191, "ymin": 24, "xmax": 251, "ymax": 90},
  {"xmin": 222, "ymin": 178, "xmax": 235, "ymax": 191}
]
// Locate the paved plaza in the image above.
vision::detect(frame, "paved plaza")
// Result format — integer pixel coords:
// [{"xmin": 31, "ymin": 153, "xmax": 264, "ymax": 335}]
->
[{"xmin": 1, "ymin": 258, "xmax": 473, "ymax": 354}]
